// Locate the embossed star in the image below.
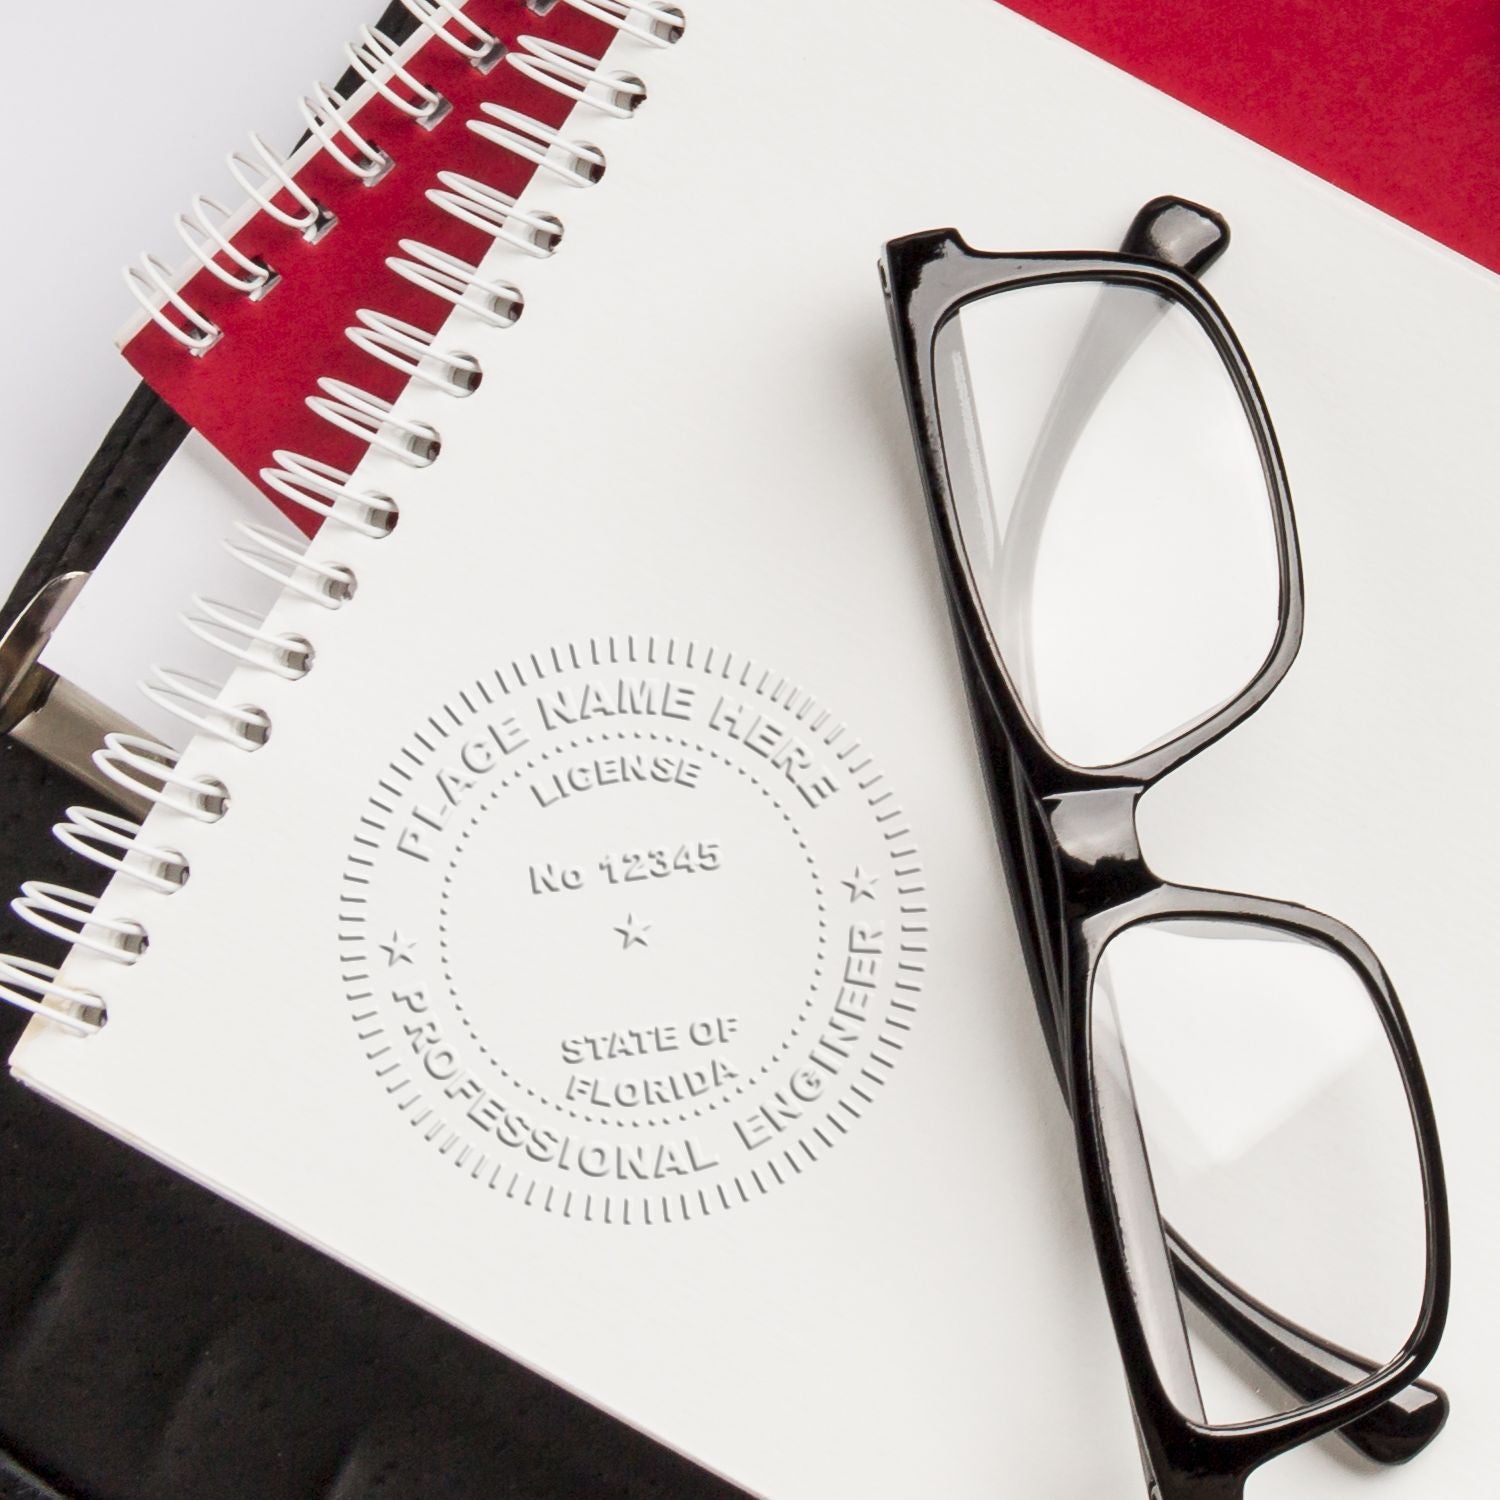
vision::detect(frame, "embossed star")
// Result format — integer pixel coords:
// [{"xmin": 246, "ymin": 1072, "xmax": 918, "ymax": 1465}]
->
[
  {"xmin": 842, "ymin": 865, "xmax": 879, "ymax": 903},
  {"xmin": 379, "ymin": 931, "xmax": 417, "ymax": 967},
  {"xmin": 614, "ymin": 914, "xmax": 652, "ymax": 950}
]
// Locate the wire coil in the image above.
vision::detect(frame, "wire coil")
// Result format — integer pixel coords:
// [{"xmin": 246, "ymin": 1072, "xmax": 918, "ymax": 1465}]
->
[
  {"xmin": 228, "ymin": 133, "xmax": 334, "ymax": 239},
  {"xmin": 120, "ymin": 1, "xmax": 664, "ymax": 346},
  {"xmin": 260, "ymin": 452, "xmax": 400, "ymax": 537},
  {"xmin": 52, "ymin": 808, "xmax": 190, "ymax": 895},
  {"xmin": 427, "ymin": 171, "xmax": 564, "ymax": 256},
  {"xmin": 299, "ymin": 82, "xmax": 394, "ymax": 184},
  {"xmin": 0, "ymin": 958, "xmax": 104, "ymax": 1036},
  {"xmin": 176, "ymin": 197, "xmax": 279, "ymax": 299},
  {"xmin": 401, "ymin": 0, "xmax": 505, "ymax": 67},
  {"xmin": 347, "ymin": 25, "xmax": 451, "ymax": 127},
  {"xmin": 94, "ymin": 735, "xmax": 231, "ymax": 823},
  {"xmin": 15, "ymin": 7, "xmax": 683, "ymax": 1037},
  {"xmin": 469, "ymin": 104, "xmax": 607, "ymax": 186},
  {"xmin": 348, "ymin": 310, "xmax": 485, "ymax": 394},
  {"xmin": 556, "ymin": 0, "xmax": 685, "ymax": 47},
  {"xmin": 508, "ymin": 36, "xmax": 647, "ymax": 117},
  {"xmin": 12, "ymin": 884, "xmax": 148, "ymax": 965}
]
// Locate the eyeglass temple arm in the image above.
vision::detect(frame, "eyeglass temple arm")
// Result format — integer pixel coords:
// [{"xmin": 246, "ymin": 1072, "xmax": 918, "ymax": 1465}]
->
[
  {"xmin": 1166, "ymin": 1228, "xmax": 1448, "ymax": 1463},
  {"xmin": 992, "ymin": 744, "xmax": 1447, "ymax": 1464}
]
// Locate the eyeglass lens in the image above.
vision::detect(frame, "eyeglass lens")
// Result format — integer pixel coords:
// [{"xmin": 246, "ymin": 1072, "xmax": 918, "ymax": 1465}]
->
[
  {"xmin": 1091, "ymin": 917, "xmax": 1428, "ymax": 1425},
  {"xmin": 933, "ymin": 278, "xmax": 1282, "ymax": 769}
]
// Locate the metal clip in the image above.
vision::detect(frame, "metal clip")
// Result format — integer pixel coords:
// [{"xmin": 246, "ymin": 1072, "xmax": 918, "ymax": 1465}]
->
[{"xmin": 0, "ymin": 574, "xmax": 151, "ymax": 818}]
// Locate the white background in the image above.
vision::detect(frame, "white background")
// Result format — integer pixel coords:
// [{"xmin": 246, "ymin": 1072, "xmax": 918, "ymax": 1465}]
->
[{"xmin": 0, "ymin": 0, "xmax": 378, "ymax": 598}]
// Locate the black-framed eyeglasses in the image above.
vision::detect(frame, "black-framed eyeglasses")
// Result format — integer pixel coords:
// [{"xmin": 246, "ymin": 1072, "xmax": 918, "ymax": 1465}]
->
[{"xmin": 881, "ymin": 198, "xmax": 1450, "ymax": 1500}]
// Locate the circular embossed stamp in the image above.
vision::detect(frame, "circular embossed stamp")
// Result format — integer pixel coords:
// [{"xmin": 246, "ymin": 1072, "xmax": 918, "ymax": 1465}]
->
[{"xmin": 341, "ymin": 634, "xmax": 927, "ymax": 1224}]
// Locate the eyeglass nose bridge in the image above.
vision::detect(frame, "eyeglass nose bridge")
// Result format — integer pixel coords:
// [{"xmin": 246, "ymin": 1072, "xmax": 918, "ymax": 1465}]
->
[{"xmin": 1042, "ymin": 783, "xmax": 1157, "ymax": 912}]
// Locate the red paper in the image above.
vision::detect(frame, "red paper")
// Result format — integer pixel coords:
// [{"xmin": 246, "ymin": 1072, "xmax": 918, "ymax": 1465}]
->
[
  {"xmin": 124, "ymin": 1, "xmax": 1499, "ymax": 525},
  {"xmin": 122, "ymin": 2, "xmax": 612, "ymax": 533},
  {"xmin": 1005, "ymin": 0, "xmax": 1500, "ymax": 275}
]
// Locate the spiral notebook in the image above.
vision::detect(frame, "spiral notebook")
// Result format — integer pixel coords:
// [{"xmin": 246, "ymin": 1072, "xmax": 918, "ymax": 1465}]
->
[
  {"xmin": 118, "ymin": 0, "xmax": 630, "ymax": 534},
  {"xmin": 6, "ymin": 1, "xmax": 1497, "ymax": 1495}
]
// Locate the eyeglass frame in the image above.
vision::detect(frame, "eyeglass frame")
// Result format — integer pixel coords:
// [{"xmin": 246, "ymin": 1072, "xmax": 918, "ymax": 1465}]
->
[{"xmin": 879, "ymin": 199, "xmax": 1451, "ymax": 1500}]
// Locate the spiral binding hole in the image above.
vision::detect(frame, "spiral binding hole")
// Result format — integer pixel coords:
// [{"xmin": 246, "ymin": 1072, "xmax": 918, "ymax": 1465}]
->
[
  {"xmin": 387, "ymin": 241, "xmax": 525, "ymax": 329},
  {"xmin": 348, "ymin": 310, "xmax": 483, "ymax": 396},
  {"xmin": 229, "ymin": 134, "xmax": 337, "ymax": 241},
  {"xmin": 428, "ymin": 173, "xmax": 565, "ymax": 258},
  {"xmin": 539, "ymin": 0, "xmax": 685, "ymax": 47},
  {"xmin": 469, "ymin": 106, "xmax": 606, "ymax": 188},
  {"xmin": 446, "ymin": 353, "xmax": 483, "ymax": 395},
  {"xmin": 0, "ymin": 957, "xmax": 104, "ymax": 1035},
  {"xmin": 177, "ymin": 197, "xmax": 280, "ymax": 300},
  {"xmin": 347, "ymin": 25, "xmax": 452, "ymax": 129},
  {"xmin": 509, "ymin": 37, "xmax": 648, "ymax": 118},
  {"xmin": 401, "ymin": 0, "xmax": 506, "ymax": 70},
  {"xmin": 226, "ymin": 522, "xmax": 360, "ymax": 606},
  {"xmin": 13, "ymin": 884, "xmax": 149, "ymax": 965},
  {"xmin": 244, "ymin": 261, "xmax": 280, "ymax": 300},
  {"xmin": 260, "ymin": 454, "xmax": 400, "ymax": 539},
  {"xmin": 141, "ymin": 668, "xmax": 276, "ymax": 751},
  {"xmin": 183, "ymin": 600, "xmax": 315, "ymax": 680},
  {"xmin": 54, "ymin": 808, "xmax": 191, "ymax": 895},
  {"xmin": 308, "ymin": 379, "xmax": 443, "ymax": 466},
  {"xmin": 95, "ymin": 734, "xmax": 231, "ymax": 822}
]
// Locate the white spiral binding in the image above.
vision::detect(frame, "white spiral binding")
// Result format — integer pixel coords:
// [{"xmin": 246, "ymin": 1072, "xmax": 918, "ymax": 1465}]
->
[
  {"xmin": 122, "ymin": 0, "xmax": 674, "ymax": 347},
  {"xmin": 123, "ymin": 254, "xmax": 222, "ymax": 354},
  {"xmin": 427, "ymin": 172, "xmax": 564, "ymax": 256},
  {"xmin": 228, "ymin": 132, "xmax": 333, "ymax": 238},
  {"xmin": 0, "ymin": 958, "xmax": 103, "ymax": 1035},
  {"xmin": 347, "ymin": 25, "xmax": 451, "ymax": 126},
  {"xmin": 348, "ymin": 310, "xmax": 484, "ymax": 394},
  {"xmin": 554, "ymin": 0, "xmax": 685, "ymax": 47},
  {"xmin": 141, "ymin": 665, "xmax": 275, "ymax": 747},
  {"xmin": 401, "ymin": 0, "xmax": 504, "ymax": 66},
  {"xmin": 93, "ymin": 735, "xmax": 230, "ymax": 822},
  {"xmin": 181, "ymin": 598, "xmax": 314, "ymax": 679},
  {"xmin": 225, "ymin": 522, "xmax": 361, "ymax": 607},
  {"xmin": 300, "ymin": 82, "xmax": 395, "ymax": 184},
  {"xmin": 387, "ymin": 240, "xmax": 525, "ymax": 327},
  {"xmin": 15, "ymin": 7, "xmax": 683, "ymax": 1035},
  {"xmin": 259, "ymin": 453, "xmax": 400, "ymax": 538},
  {"xmin": 176, "ymin": 197, "xmax": 279, "ymax": 299},
  {"xmin": 12, "ymin": 885, "xmax": 148, "ymax": 964},
  {"xmin": 126, "ymin": 8, "xmax": 453, "ymax": 337},
  {"xmin": 469, "ymin": 104, "xmax": 607, "ymax": 186},
  {"xmin": 53, "ymin": 808, "xmax": 189, "ymax": 895},
  {"xmin": 508, "ymin": 36, "xmax": 646, "ymax": 117},
  {"xmin": 307, "ymin": 378, "xmax": 444, "ymax": 465}
]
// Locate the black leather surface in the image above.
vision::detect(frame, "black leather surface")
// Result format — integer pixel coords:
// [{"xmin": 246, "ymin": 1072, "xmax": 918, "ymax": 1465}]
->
[{"xmin": 2, "ymin": 324, "xmax": 739, "ymax": 1500}]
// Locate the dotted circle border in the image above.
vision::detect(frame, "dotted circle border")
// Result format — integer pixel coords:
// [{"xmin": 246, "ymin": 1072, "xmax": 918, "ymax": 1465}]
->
[
  {"xmin": 435, "ymin": 727, "xmax": 829, "ymax": 1128},
  {"xmin": 338, "ymin": 632, "xmax": 929, "ymax": 1226}
]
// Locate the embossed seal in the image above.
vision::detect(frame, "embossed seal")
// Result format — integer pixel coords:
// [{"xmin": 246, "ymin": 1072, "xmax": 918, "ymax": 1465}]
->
[{"xmin": 341, "ymin": 634, "xmax": 927, "ymax": 1224}]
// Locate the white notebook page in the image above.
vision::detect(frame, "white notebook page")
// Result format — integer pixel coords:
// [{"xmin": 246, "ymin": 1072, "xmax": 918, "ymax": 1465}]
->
[{"xmin": 14, "ymin": 3, "xmax": 1499, "ymax": 1495}]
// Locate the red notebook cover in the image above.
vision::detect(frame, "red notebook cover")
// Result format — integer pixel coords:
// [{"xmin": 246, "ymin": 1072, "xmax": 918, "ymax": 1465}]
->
[
  {"xmin": 121, "ymin": 0, "xmax": 615, "ymax": 534},
  {"xmin": 122, "ymin": 0, "xmax": 1499, "ymax": 532}
]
